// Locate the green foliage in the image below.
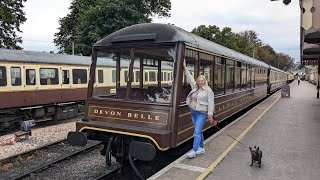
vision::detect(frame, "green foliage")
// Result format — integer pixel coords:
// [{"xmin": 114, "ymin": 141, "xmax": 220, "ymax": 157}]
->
[
  {"xmin": 0, "ymin": 0, "xmax": 27, "ymax": 49},
  {"xmin": 54, "ymin": 0, "xmax": 171, "ymax": 56},
  {"xmin": 192, "ymin": 24, "xmax": 295, "ymax": 71}
]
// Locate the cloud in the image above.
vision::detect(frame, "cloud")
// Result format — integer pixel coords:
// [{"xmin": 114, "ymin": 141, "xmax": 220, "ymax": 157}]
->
[
  {"xmin": 19, "ymin": 0, "xmax": 300, "ymax": 62},
  {"xmin": 153, "ymin": 0, "xmax": 300, "ymax": 62}
]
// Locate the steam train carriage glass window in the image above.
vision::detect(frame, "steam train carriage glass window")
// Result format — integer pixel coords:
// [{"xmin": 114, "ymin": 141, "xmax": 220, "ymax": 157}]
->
[
  {"xmin": 149, "ymin": 71, "xmax": 156, "ymax": 82},
  {"xmin": 199, "ymin": 52, "xmax": 213, "ymax": 88},
  {"xmin": 26, "ymin": 69, "xmax": 36, "ymax": 85},
  {"xmin": 247, "ymin": 65, "xmax": 252, "ymax": 88},
  {"xmin": 215, "ymin": 56, "xmax": 225, "ymax": 95},
  {"xmin": 135, "ymin": 71, "xmax": 140, "ymax": 82},
  {"xmin": 62, "ymin": 70, "xmax": 70, "ymax": 84},
  {"xmin": 72, "ymin": 69, "xmax": 87, "ymax": 84},
  {"xmin": 235, "ymin": 62, "xmax": 241, "ymax": 91},
  {"xmin": 226, "ymin": 59, "xmax": 234, "ymax": 93},
  {"xmin": 124, "ymin": 71, "xmax": 129, "ymax": 82},
  {"xmin": 181, "ymin": 49, "xmax": 197, "ymax": 102},
  {"xmin": 98, "ymin": 70, "xmax": 104, "ymax": 83},
  {"xmin": 251, "ymin": 67, "xmax": 255, "ymax": 87},
  {"xmin": 11, "ymin": 67, "xmax": 21, "ymax": 86},
  {"xmin": 144, "ymin": 72, "xmax": 149, "ymax": 82},
  {"xmin": 40, "ymin": 68, "xmax": 59, "ymax": 85},
  {"xmin": 93, "ymin": 46, "xmax": 175, "ymax": 103},
  {"xmin": 241, "ymin": 63, "xmax": 247, "ymax": 89},
  {"xmin": 0, "ymin": 66, "xmax": 7, "ymax": 86},
  {"xmin": 112, "ymin": 70, "xmax": 116, "ymax": 83}
]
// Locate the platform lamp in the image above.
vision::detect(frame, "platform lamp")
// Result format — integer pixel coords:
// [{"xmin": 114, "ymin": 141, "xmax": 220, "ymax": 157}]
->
[{"xmin": 270, "ymin": 0, "xmax": 291, "ymax": 5}]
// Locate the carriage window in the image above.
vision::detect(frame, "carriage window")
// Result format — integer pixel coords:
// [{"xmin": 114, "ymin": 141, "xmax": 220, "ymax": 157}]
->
[
  {"xmin": 251, "ymin": 67, "xmax": 255, "ymax": 87},
  {"xmin": 235, "ymin": 62, "xmax": 241, "ymax": 91},
  {"xmin": 11, "ymin": 67, "xmax": 21, "ymax": 86},
  {"xmin": 149, "ymin": 71, "xmax": 156, "ymax": 82},
  {"xmin": 241, "ymin": 64, "xmax": 247, "ymax": 89},
  {"xmin": 124, "ymin": 70, "xmax": 135, "ymax": 83},
  {"xmin": 62, "ymin": 70, "xmax": 70, "ymax": 84},
  {"xmin": 135, "ymin": 71, "xmax": 140, "ymax": 82},
  {"xmin": 164, "ymin": 72, "xmax": 167, "ymax": 81},
  {"xmin": 112, "ymin": 70, "xmax": 116, "ymax": 83},
  {"xmin": 181, "ymin": 58, "xmax": 196, "ymax": 102},
  {"xmin": 40, "ymin": 68, "xmax": 59, "ymax": 85},
  {"xmin": 144, "ymin": 71, "xmax": 149, "ymax": 82},
  {"xmin": 200, "ymin": 57, "xmax": 213, "ymax": 88},
  {"xmin": 98, "ymin": 70, "xmax": 104, "ymax": 83},
  {"xmin": 72, "ymin": 69, "xmax": 87, "ymax": 84},
  {"xmin": 214, "ymin": 57, "xmax": 225, "ymax": 94},
  {"xmin": 0, "ymin": 66, "xmax": 7, "ymax": 86},
  {"xmin": 226, "ymin": 60, "xmax": 234, "ymax": 92},
  {"xmin": 26, "ymin": 69, "xmax": 36, "ymax": 85},
  {"xmin": 93, "ymin": 46, "xmax": 175, "ymax": 103},
  {"xmin": 247, "ymin": 65, "xmax": 252, "ymax": 88}
]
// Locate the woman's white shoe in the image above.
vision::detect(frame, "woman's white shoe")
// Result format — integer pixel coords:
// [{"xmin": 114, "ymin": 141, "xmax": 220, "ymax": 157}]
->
[
  {"xmin": 196, "ymin": 147, "xmax": 205, "ymax": 155},
  {"xmin": 186, "ymin": 150, "xmax": 196, "ymax": 158}
]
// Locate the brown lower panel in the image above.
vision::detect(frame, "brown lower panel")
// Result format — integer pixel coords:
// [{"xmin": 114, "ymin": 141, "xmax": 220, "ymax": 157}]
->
[
  {"xmin": 176, "ymin": 88, "xmax": 267, "ymax": 145},
  {"xmin": 76, "ymin": 120, "xmax": 172, "ymax": 150}
]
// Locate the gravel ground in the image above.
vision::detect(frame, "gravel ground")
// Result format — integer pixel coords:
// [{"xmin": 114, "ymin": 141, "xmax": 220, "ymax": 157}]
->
[
  {"xmin": 22, "ymin": 145, "xmax": 108, "ymax": 180},
  {"xmin": 0, "ymin": 141, "xmax": 106, "ymax": 180},
  {"xmin": 0, "ymin": 118, "xmax": 79, "ymax": 160}
]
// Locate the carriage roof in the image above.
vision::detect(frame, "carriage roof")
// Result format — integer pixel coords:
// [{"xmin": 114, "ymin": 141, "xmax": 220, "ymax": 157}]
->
[
  {"xmin": 0, "ymin": 48, "xmax": 173, "ymax": 70},
  {"xmin": 95, "ymin": 23, "xmax": 270, "ymax": 68}
]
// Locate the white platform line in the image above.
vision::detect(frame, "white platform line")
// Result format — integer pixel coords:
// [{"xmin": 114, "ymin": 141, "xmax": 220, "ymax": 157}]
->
[{"xmin": 173, "ymin": 163, "xmax": 206, "ymax": 172}]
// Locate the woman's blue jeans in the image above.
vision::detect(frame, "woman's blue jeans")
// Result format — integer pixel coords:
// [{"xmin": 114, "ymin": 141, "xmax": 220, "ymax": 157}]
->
[{"xmin": 190, "ymin": 109, "xmax": 207, "ymax": 152}]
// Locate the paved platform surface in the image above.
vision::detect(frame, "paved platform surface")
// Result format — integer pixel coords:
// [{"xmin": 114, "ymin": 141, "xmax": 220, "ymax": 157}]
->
[
  {"xmin": 206, "ymin": 80, "xmax": 320, "ymax": 180},
  {"xmin": 148, "ymin": 80, "xmax": 319, "ymax": 180}
]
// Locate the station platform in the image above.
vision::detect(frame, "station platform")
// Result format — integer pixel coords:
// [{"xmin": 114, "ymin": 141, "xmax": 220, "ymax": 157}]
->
[{"xmin": 148, "ymin": 80, "xmax": 320, "ymax": 180}]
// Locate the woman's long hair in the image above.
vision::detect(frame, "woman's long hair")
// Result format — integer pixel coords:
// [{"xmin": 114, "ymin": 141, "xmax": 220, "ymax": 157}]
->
[{"xmin": 196, "ymin": 75, "xmax": 209, "ymax": 89}]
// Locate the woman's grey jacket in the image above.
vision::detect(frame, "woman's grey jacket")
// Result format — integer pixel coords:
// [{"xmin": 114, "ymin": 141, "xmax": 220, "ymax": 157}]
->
[{"xmin": 185, "ymin": 67, "xmax": 215, "ymax": 116}]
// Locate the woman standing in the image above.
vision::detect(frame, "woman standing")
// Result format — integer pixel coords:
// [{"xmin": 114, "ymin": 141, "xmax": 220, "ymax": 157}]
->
[{"xmin": 183, "ymin": 60, "xmax": 215, "ymax": 158}]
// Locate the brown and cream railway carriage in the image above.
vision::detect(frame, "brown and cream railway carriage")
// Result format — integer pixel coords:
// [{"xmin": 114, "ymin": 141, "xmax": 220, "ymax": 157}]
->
[
  {"xmin": 0, "ymin": 49, "xmax": 171, "ymax": 131},
  {"xmin": 67, "ymin": 23, "xmax": 289, "ymax": 165}
]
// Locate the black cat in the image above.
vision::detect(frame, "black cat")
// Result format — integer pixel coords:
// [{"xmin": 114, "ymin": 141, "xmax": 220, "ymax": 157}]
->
[{"xmin": 249, "ymin": 146, "xmax": 262, "ymax": 168}]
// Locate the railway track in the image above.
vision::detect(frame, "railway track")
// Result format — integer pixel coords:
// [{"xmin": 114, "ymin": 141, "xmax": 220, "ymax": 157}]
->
[
  {"xmin": 0, "ymin": 140, "xmax": 101, "ymax": 180},
  {"xmin": 0, "ymin": 114, "xmax": 83, "ymax": 136},
  {"xmin": 0, "ymin": 139, "xmax": 66, "ymax": 165}
]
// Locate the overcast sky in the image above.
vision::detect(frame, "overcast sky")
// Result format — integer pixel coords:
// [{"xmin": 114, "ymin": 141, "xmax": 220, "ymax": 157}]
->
[{"xmin": 18, "ymin": 0, "xmax": 300, "ymax": 62}]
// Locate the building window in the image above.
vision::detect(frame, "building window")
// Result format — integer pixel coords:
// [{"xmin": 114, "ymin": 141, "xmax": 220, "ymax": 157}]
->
[
  {"xmin": 11, "ymin": 67, "xmax": 21, "ymax": 86},
  {"xmin": 72, "ymin": 69, "xmax": 87, "ymax": 84},
  {"xmin": 26, "ymin": 69, "xmax": 36, "ymax": 85}
]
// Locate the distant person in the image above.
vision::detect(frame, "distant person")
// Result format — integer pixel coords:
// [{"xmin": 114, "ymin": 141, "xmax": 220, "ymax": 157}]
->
[
  {"xmin": 298, "ymin": 76, "xmax": 300, "ymax": 85},
  {"xmin": 183, "ymin": 59, "xmax": 215, "ymax": 159}
]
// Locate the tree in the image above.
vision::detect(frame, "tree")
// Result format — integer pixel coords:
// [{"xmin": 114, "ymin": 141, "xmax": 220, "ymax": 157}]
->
[
  {"xmin": 0, "ymin": 0, "xmax": 27, "ymax": 49},
  {"xmin": 191, "ymin": 25, "xmax": 220, "ymax": 41},
  {"xmin": 191, "ymin": 24, "xmax": 295, "ymax": 70},
  {"xmin": 54, "ymin": 0, "xmax": 171, "ymax": 55}
]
